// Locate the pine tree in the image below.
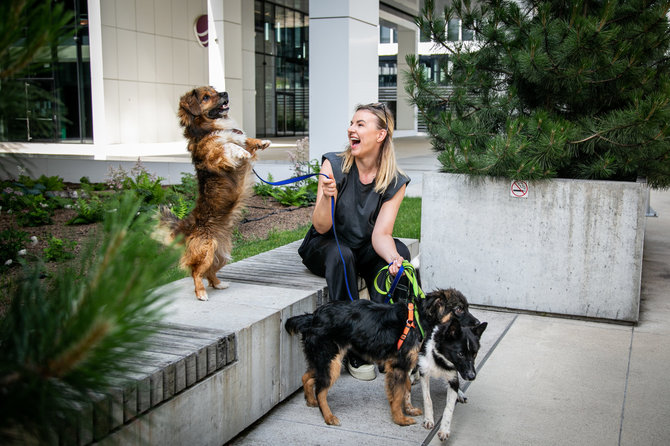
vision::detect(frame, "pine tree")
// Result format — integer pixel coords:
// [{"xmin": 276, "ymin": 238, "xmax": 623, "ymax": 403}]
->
[
  {"xmin": 0, "ymin": 193, "xmax": 181, "ymax": 443},
  {"xmin": 406, "ymin": 0, "xmax": 670, "ymax": 188}
]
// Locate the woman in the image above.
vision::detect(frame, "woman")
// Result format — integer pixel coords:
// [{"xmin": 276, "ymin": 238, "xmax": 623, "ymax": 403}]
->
[{"xmin": 298, "ymin": 102, "xmax": 411, "ymax": 381}]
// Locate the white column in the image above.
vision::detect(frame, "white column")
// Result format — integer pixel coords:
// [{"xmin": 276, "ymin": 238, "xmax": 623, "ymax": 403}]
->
[
  {"xmin": 396, "ymin": 26, "xmax": 418, "ymax": 133},
  {"xmin": 87, "ymin": 0, "xmax": 107, "ymax": 145},
  {"xmin": 308, "ymin": 0, "xmax": 379, "ymax": 161},
  {"xmin": 241, "ymin": 0, "xmax": 256, "ymax": 136},
  {"xmin": 208, "ymin": 0, "xmax": 250, "ymax": 132},
  {"xmin": 207, "ymin": 0, "xmax": 226, "ymax": 90}
]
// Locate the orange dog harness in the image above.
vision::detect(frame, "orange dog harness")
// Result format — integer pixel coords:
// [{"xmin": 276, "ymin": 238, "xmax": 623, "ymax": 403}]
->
[{"xmin": 397, "ymin": 302, "xmax": 416, "ymax": 350}]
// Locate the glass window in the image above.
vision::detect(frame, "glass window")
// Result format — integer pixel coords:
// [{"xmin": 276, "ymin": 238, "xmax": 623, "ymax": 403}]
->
[
  {"xmin": 462, "ymin": 21, "xmax": 474, "ymax": 41},
  {"xmin": 255, "ymin": 1, "xmax": 308, "ymax": 137},
  {"xmin": 447, "ymin": 18, "xmax": 460, "ymax": 41},
  {"xmin": 1, "ymin": 0, "xmax": 92, "ymax": 142}
]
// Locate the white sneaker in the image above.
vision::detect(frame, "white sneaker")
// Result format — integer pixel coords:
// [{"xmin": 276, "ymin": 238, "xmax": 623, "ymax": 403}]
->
[{"xmin": 346, "ymin": 359, "xmax": 376, "ymax": 381}]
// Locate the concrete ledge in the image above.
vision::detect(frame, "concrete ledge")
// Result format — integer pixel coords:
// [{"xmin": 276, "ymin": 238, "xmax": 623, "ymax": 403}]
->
[{"xmin": 77, "ymin": 238, "xmax": 418, "ymax": 445}]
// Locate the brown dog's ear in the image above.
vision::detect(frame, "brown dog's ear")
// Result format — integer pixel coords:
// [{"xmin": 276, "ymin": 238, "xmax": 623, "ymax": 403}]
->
[{"xmin": 178, "ymin": 89, "xmax": 201, "ymax": 128}]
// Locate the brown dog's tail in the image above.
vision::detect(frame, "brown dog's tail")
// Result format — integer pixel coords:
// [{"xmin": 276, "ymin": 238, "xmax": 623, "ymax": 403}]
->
[
  {"xmin": 285, "ymin": 313, "xmax": 313, "ymax": 336},
  {"xmin": 153, "ymin": 206, "xmax": 191, "ymax": 245}
]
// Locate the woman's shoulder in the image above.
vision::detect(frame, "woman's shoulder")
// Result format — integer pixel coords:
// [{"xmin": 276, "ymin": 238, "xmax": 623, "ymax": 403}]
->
[
  {"xmin": 322, "ymin": 151, "xmax": 344, "ymax": 165},
  {"xmin": 382, "ymin": 171, "xmax": 410, "ymax": 200},
  {"xmin": 322, "ymin": 152, "xmax": 346, "ymax": 178}
]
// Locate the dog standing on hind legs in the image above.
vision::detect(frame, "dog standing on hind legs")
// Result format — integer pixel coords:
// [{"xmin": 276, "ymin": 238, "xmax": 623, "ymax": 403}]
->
[{"xmin": 158, "ymin": 86, "xmax": 270, "ymax": 301}]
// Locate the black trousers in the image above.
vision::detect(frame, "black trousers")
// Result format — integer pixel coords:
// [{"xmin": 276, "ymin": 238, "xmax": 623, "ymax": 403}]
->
[{"xmin": 298, "ymin": 230, "xmax": 410, "ymax": 303}]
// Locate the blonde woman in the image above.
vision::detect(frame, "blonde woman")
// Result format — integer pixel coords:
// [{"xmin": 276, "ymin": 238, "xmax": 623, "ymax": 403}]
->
[{"xmin": 298, "ymin": 103, "xmax": 411, "ymax": 381}]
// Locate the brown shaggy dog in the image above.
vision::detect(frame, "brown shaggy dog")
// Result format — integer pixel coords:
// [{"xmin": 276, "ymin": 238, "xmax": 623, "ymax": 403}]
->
[{"xmin": 160, "ymin": 86, "xmax": 270, "ymax": 300}]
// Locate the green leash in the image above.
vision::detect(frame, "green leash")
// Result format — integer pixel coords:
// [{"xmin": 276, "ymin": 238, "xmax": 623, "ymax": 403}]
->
[{"xmin": 374, "ymin": 260, "xmax": 426, "ymax": 338}]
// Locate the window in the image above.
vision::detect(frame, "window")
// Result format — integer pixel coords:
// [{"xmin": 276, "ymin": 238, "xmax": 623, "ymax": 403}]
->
[
  {"xmin": 1, "ymin": 0, "xmax": 92, "ymax": 142},
  {"xmin": 255, "ymin": 1, "xmax": 309, "ymax": 137}
]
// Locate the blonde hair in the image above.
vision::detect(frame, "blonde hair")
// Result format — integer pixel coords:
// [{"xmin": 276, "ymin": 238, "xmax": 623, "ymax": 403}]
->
[{"xmin": 340, "ymin": 103, "xmax": 404, "ymax": 194}]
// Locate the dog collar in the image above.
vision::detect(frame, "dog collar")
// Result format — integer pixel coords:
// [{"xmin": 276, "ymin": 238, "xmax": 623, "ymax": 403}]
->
[{"xmin": 397, "ymin": 302, "xmax": 416, "ymax": 350}]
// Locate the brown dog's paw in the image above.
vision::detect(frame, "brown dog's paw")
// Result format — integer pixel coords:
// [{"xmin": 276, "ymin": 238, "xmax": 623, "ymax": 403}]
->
[
  {"xmin": 196, "ymin": 290, "xmax": 209, "ymax": 301},
  {"xmin": 405, "ymin": 406, "xmax": 423, "ymax": 416},
  {"xmin": 324, "ymin": 414, "xmax": 340, "ymax": 426},
  {"xmin": 394, "ymin": 416, "xmax": 416, "ymax": 426}
]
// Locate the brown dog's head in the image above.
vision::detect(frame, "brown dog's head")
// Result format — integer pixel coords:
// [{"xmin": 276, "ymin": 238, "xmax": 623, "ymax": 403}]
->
[
  {"xmin": 178, "ymin": 86, "xmax": 229, "ymax": 131},
  {"xmin": 422, "ymin": 288, "xmax": 480, "ymax": 327}
]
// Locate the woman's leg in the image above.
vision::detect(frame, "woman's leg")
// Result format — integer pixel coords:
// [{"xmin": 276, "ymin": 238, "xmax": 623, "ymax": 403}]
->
[{"xmin": 300, "ymin": 234, "xmax": 359, "ymax": 301}]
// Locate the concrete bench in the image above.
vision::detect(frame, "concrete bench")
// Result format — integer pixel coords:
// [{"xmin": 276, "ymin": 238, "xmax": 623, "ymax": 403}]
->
[{"xmin": 70, "ymin": 238, "xmax": 418, "ymax": 445}]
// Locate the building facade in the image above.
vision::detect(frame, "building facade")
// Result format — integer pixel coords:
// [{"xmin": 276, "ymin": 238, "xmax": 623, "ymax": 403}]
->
[{"xmin": 2, "ymin": 0, "xmax": 468, "ymax": 159}]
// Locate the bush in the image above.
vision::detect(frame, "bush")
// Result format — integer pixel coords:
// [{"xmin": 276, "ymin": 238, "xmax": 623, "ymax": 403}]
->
[
  {"xmin": 407, "ymin": 0, "xmax": 670, "ymax": 188},
  {"xmin": 14, "ymin": 194, "xmax": 52, "ymax": 226},
  {"xmin": 43, "ymin": 235, "xmax": 76, "ymax": 262},
  {"xmin": 67, "ymin": 196, "xmax": 107, "ymax": 225},
  {"xmin": 106, "ymin": 160, "xmax": 167, "ymax": 205},
  {"xmin": 0, "ymin": 228, "xmax": 29, "ymax": 269}
]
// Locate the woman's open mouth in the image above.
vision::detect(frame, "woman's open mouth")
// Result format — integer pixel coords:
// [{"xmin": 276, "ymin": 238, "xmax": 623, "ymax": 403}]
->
[{"xmin": 350, "ymin": 136, "xmax": 360, "ymax": 148}]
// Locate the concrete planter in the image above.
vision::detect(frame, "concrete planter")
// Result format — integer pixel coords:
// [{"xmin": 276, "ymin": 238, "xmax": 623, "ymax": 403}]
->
[{"xmin": 421, "ymin": 173, "xmax": 648, "ymax": 322}]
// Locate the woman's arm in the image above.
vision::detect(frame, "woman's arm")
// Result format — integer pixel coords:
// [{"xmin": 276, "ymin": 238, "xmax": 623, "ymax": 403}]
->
[
  {"xmin": 312, "ymin": 159, "xmax": 337, "ymax": 234},
  {"xmin": 371, "ymin": 184, "xmax": 407, "ymax": 276}
]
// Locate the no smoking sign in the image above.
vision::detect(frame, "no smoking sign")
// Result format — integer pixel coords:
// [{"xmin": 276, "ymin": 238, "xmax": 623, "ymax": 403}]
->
[{"xmin": 510, "ymin": 180, "xmax": 528, "ymax": 198}]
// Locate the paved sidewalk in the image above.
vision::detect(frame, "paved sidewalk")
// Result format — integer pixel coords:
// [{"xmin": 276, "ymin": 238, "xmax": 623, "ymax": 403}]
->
[{"xmin": 226, "ymin": 140, "xmax": 670, "ymax": 445}]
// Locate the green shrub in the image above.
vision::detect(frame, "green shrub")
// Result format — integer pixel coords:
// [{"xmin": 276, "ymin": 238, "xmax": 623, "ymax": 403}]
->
[
  {"xmin": 0, "ymin": 228, "xmax": 29, "ymax": 268},
  {"xmin": 43, "ymin": 235, "xmax": 76, "ymax": 262},
  {"xmin": 171, "ymin": 172, "xmax": 198, "ymax": 199},
  {"xmin": 15, "ymin": 194, "xmax": 52, "ymax": 226},
  {"xmin": 169, "ymin": 196, "xmax": 191, "ymax": 220},
  {"xmin": 106, "ymin": 160, "xmax": 167, "ymax": 205},
  {"xmin": 67, "ymin": 196, "xmax": 106, "ymax": 225},
  {"xmin": 269, "ymin": 184, "xmax": 311, "ymax": 207},
  {"xmin": 253, "ymin": 173, "xmax": 275, "ymax": 197}
]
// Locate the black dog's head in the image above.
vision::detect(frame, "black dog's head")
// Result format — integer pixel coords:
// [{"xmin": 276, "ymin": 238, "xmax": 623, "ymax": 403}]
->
[
  {"xmin": 434, "ymin": 318, "xmax": 487, "ymax": 381},
  {"xmin": 178, "ymin": 86, "xmax": 230, "ymax": 130}
]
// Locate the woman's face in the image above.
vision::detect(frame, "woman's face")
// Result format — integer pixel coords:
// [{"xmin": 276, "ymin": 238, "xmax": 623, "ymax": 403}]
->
[{"xmin": 347, "ymin": 109, "xmax": 386, "ymax": 158}]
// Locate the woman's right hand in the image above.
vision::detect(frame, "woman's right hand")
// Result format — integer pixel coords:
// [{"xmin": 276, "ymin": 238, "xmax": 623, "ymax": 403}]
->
[{"xmin": 321, "ymin": 174, "xmax": 337, "ymax": 199}]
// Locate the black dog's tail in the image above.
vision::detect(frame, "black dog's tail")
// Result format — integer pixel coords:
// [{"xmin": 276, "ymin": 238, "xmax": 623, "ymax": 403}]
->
[{"xmin": 285, "ymin": 313, "xmax": 313, "ymax": 335}]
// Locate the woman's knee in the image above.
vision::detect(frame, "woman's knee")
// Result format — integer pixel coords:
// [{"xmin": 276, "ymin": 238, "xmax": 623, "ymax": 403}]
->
[
  {"xmin": 395, "ymin": 239, "xmax": 411, "ymax": 260},
  {"xmin": 325, "ymin": 243, "xmax": 355, "ymax": 266}
]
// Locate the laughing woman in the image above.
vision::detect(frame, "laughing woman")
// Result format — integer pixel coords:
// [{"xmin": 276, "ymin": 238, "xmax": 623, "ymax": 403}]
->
[{"xmin": 298, "ymin": 102, "xmax": 411, "ymax": 381}]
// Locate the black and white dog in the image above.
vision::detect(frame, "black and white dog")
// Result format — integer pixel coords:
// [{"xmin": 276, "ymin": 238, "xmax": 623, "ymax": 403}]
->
[{"xmin": 419, "ymin": 290, "xmax": 487, "ymax": 441}]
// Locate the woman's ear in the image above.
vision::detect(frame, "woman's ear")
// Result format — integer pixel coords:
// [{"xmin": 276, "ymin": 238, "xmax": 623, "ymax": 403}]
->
[{"xmin": 377, "ymin": 129, "xmax": 387, "ymax": 143}]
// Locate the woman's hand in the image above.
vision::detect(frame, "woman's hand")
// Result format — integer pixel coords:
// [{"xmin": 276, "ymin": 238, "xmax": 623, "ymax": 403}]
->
[
  {"xmin": 389, "ymin": 255, "xmax": 405, "ymax": 276},
  {"xmin": 321, "ymin": 174, "xmax": 337, "ymax": 199},
  {"xmin": 313, "ymin": 159, "xmax": 336, "ymax": 234}
]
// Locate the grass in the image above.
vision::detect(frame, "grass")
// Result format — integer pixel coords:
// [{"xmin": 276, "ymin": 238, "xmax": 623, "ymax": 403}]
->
[
  {"xmin": 231, "ymin": 224, "xmax": 312, "ymax": 262},
  {"xmin": 393, "ymin": 197, "xmax": 421, "ymax": 239}
]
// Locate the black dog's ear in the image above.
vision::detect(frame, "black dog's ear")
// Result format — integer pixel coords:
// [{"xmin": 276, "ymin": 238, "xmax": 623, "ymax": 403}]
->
[
  {"xmin": 472, "ymin": 322, "xmax": 488, "ymax": 338},
  {"xmin": 178, "ymin": 90, "xmax": 201, "ymax": 127},
  {"xmin": 447, "ymin": 318, "xmax": 462, "ymax": 338}
]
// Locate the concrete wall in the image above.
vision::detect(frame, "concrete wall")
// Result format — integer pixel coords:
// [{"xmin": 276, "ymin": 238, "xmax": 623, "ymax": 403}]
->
[{"xmin": 421, "ymin": 173, "xmax": 647, "ymax": 322}]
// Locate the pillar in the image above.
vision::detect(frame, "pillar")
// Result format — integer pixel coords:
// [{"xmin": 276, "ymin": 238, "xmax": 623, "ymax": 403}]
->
[{"xmin": 308, "ymin": 0, "xmax": 379, "ymax": 161}]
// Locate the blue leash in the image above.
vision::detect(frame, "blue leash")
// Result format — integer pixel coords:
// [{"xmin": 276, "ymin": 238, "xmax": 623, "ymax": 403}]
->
[{"xmin": 253, "ymin": 169, "xmax": 355, "ymax": 301}]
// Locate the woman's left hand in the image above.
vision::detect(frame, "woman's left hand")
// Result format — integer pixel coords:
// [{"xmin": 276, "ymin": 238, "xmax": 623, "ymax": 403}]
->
[{"xmin": 389, "ymin": 256, "xmax": 404, "ymax": 276}]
